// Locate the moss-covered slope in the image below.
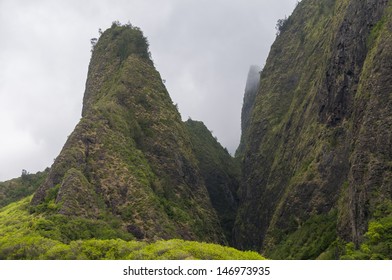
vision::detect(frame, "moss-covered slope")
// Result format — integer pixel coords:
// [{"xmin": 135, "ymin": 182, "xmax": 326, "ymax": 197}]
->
[
  {"xmin": 30, "ymin": 23, "xmax": 225, "ymax": 244},
  {"xmin": 234, "ymin": 0, "xmax": 392, "ymax": 259}
]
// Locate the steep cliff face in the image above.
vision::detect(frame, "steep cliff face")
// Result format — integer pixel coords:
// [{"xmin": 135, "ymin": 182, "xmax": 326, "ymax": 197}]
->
[
  {"xmin": 234, "ymin": 0, "xmax": 392, "ymax": 258},
  {"xmin": 31, "ymin": 23, "xmax": 226, "ymax": 243}
]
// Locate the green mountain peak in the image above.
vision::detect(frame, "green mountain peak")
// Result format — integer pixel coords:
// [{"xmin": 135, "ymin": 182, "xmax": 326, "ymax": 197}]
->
[{"xmin": 30, "ymin": 23, "xmax": 230, "ymax": 244}]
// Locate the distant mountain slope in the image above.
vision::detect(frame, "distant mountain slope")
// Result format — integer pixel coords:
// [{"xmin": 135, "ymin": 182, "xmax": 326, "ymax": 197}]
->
[
  {"xmin": 185, "ymin": 119, "xmax": 240, "ymax": 244},
  {"xmin": 236, "ymin": 65, "xmax": 261, "ymax": 157},
  {"xmin": 234, "ymin": 0, "xmax": 392, "ymax": 259},
  {"xmin": 0, "ymin": 169, "xmax": 48, "ymax": 209}
]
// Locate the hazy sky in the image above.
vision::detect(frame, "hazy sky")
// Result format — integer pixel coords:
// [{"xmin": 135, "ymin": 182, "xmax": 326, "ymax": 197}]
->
[{"xmin": 0, "ymin": 0, "xmax": 298, "ymax": 181}]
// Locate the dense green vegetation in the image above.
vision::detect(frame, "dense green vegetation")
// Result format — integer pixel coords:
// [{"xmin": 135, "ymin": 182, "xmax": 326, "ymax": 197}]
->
[
  {"xmin": 341, "ymin": 203, "xmax": 392, "ymax": 260},
  {"xmin": 0, "ymin": 196, "xmax": 264, "ymax": 260}
]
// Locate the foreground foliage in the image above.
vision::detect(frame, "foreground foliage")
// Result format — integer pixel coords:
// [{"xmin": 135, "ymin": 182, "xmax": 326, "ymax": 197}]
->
[
  {"xmin": 341, "ymin": 213, "xmax": 392, "ymax": 260},
  {"xmin": 0, "ymin": 197, "xmax": 264, "ymax": 260}
]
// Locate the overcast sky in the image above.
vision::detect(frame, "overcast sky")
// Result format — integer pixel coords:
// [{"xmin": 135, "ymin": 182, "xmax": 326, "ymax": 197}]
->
[{"xmin": 0, "ymin": 0, "xmax": 298, "ymax": 181}]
